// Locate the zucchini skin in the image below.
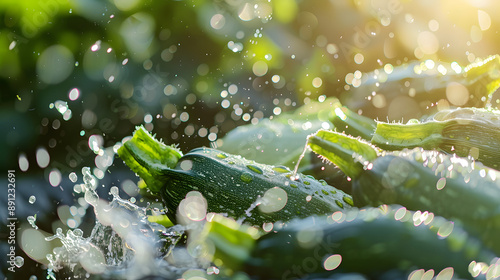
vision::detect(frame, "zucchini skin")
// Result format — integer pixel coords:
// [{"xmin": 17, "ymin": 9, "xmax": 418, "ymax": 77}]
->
[
  {"xmin": 238, "ymin": 206, "xmax": 495, "ymax": 280},
  {"xmin": 372, "ymin": 107, "xmax": 500, "ymax": 169},
  {"xmin": 341, "ymin": 55, "xmax": 500, "ymax": 120},
  {"xmin": 161, "ymin": 147, "xmax": 353, "ymax": 225},
  {"xmin": 352, "ymin": 148, "xmax": 500, "ymax": 254}
]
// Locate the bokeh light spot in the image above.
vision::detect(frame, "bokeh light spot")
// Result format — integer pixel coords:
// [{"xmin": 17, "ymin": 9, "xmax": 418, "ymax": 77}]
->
[
  {"xmin": 446, "ymin": 82, "xmax": 469, "ymax": 106},
  {"xmin": 417, "ymin": 31, "xmax": 439, "ymax": 54},
  {"xmin": 478, "ymin": 10, "xmax": 491, "ymax": 31},
  {"xmin": 37, "ymin": 45, "xmax": 75, "ymax": 84},
  {"xmin": 49, "ymin": 169, "xmax": 62, "ymax": 187},
  {"xmin": 210, "ymin": 14, "xmax": 225, "ymax": 30},
  {"xmin": 323, "ymin": 254, "xmax": 342, "ymax": 271},
  {"xmin": 36, "ymin": 147, "xmax": 50, "ymax": 168},
  {"xmin": 253, "ymin": 61, "xmax": 268, "ymax": 77}
]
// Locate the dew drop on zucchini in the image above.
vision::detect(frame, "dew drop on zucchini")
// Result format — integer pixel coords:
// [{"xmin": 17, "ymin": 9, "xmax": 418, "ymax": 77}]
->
[
  {"xmin": 240, "ymin": 172, "xmax": 254, "ymax": 183},
  {"xmin": 246, "ymin": 164, "xmax": 263, "ymax": 174}
]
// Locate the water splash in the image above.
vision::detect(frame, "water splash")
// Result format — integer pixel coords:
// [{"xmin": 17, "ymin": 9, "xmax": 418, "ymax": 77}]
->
[{"xmin": 42, "ymin": 167, "xmax": 193, "ymax": 279}]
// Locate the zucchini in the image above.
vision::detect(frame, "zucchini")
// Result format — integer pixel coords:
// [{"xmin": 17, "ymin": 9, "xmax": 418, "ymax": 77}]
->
[
  {"xmin": 118, "ymin": 127, "xmax": 354, "ymax": 226},
  {"xmin": 307, "ymin": 130, "xmax": 500, "ymax": 255},
  {"xmin": 372, "ymin": 107, "xmax": 500, "ymax": 169},
  {"xmin": 205, "ymin": 205, "xmax": 497, "ymax": 279},
  {"xmin": 341, "ymin": 55, "xmax": 500, "ymax": 120}
]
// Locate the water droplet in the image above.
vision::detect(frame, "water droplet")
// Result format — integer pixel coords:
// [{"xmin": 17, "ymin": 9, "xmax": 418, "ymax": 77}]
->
[
  {"xmin": 246, "ymin": 164, "xmax": 263, "ymax": 174},
  {"xmin": 335, "ymin": 200, "xmax": 344, "ymax": 209},
  {"xmin": 258, "ymin": 187, "xmax": 288, "ymax": 213},
  {"xmin": 207, "ymin": 266, "xmax": 220, "ymax": 275},
  {"xmin": 91, "ymin": 40, "xmax": 101, "ymax": 52},
  {"xmin": 437, "ymin": 221, "xmax": 454, "ymax": 238},
  {"xmin": 262, "ymin": 222, "xmax": 274, "ymax": 232},
  {"xmin": 27, "ymin": 215, "xmax": 38, "ymax": 229},
  {"xmin": 14, "ymin": 256, "xmax": 24, "ymax": 268},
  {"xmin": 240, "ymin": 172, "xmax": 253, "ymax": 183},
  {"xmin": 69, "ymin": 172, "xmax": 78, "ymax": 183},
  {"xmin": 49, "ymin": 169, "xmax": 62, "ymax": 187},
  {"xmin": 36, "ymin": 147, "xmax": 50, "ymax": 168},
  {"xmin": 84, "ymin": 189, "xmax": 99, "ymax": 206},
  {"xmin": 273, "ymin": 166, "xmax": 290, "ymax": 173},
  {"xmin": 82, "ymin": 167, "xmax": 98, "ymax": 190},
  {"xmin": 323, "ymin": 254, "xmax": 342, "ymax": 271},
  {"xmin": 68, "ymin": 88, "xmax": 80, "ymax": 101},
  {"xmin": 110, "ymin": 186, "xmax": 119, "ymax": 196},
  {"xmin": 180, "ymin": 160, "xmax": 193, "ymax": 171},
  {"xmin": 29, "ymin": 195, "xmax": 36, "ymax": 204},
  {"xmin": 18, "ymin": 153, "xmax": 29, "ymax": 171},
  {"xmin": 436, "ymin": 177, "xmax": 446, "ymax": 190}
]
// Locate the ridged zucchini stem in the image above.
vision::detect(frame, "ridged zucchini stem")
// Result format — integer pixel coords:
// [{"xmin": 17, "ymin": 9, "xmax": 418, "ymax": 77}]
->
[
  {"xmin": 307, "ymin": 130, "xmax": 379, "ymax": 179},
  {"xmin": 372, "ymin": 121, "xmax": 446, "ymax": 150},
  {"xmin": 331, "ymin": 106, "xmax": 377, "ymax": 140},
  {"xmin": 117, "ymin": 126, "xmax": 183, "ymax": 193}
]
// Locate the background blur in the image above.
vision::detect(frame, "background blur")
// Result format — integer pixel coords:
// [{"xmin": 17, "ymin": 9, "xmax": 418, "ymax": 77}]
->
[{"xmin": 1, "ymin": 0, "xmax": 499, "ymax": 278}]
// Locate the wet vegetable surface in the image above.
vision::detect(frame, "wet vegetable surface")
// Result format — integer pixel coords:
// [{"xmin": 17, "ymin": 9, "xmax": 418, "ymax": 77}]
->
[
  {"xmin": 308, "ymin": 130, "xmax": 500, "ymax": 256},
  {"xmin": 6, "ymin": 2, "xmax": 500, "ymax": 277},
  {"xmin": 118, "ymin": 128, "xmax": 354, "ymax": 226},
  {"xmin": 205, "ymin": 206, "xmax": 497, "ymax": 280}
]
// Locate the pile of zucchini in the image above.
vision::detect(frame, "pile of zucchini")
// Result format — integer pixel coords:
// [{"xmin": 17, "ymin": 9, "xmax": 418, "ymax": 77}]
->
[{"xmin": 117, "ymin": 56, "xmax": 500, "ymax": 280}]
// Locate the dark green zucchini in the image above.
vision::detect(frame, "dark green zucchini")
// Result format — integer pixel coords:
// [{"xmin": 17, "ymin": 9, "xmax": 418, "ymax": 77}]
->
[
  {"xmin": 117, "ymin": 127, "xmax": 353, "ymax": 226},
  {"xmin": 372, "ymin": 107, "xmax": 500, "ymax": 169},
  {"xmin": 307, "ymin": 130, "xmax": 500, "ymax": 255},
  {"xmin": 205, "ymin": 205, "xmax": 497, "ymax": 280},
  {"xmin": 161, "ymin": 147, "xmax": 353, "ymax": 225}
]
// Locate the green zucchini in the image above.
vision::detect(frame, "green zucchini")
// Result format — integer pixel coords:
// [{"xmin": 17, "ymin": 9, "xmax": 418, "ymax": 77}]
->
[
  {"xmin": 341, "ymin": 55, "xmax": 500, "ymax": 120},
  {"xmin": 205, "ymin": 205, "xmax": 497, "ymax": 280},
  {"xmin": 162, "ymin": 147, "xmax": 353, "ymax": 225},
  {"xmin": 307, "ymin": 130, "xmax": 500, "ymax": 255},
  {"xmin": 118, "ymin": 127, "xmax": 353, "ymax": 226},
  {"xmin": 372, "ymin": 107, "xmax": 500, "ymax": 169}
]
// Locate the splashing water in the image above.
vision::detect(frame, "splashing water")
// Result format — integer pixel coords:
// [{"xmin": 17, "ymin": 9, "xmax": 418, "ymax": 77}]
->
[{"xmin": 41, "ymin": 167, "xmax": 199, "ymax": 279}]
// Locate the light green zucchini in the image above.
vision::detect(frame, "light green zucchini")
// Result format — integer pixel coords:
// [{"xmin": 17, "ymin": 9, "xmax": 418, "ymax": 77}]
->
[
  {"xmin": 372, "ymin": 107, "xmax": 500, "ymax": 169},
  {"xmin": 341, "ymin": 55, "xmax": 500, "ymax": 120}
]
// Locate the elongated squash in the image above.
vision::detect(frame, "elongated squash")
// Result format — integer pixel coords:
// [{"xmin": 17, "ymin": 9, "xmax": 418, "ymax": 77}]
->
[
  {"xmin": 118, "ymin": 127, "xmax": 353, "ymax": 226},
  {"xmin": 372, "ymin": 107, "xmax": 500, "ymax": 169},
  {"xmin": 341, "ymin": 55, "xmax": 500, "ymax": 120},
  {"xmin": 205, "ymin": 205, "xmax": 497, "ymax": 280},
  {"xmin": 307, "ymin": 130, "xmax": 500, "ymax": 255}
]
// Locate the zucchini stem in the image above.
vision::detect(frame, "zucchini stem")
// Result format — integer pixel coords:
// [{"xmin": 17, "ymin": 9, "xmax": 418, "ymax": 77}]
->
[
  {"xmin": 307, "ymin": 130, "xmax": 379, "ymax": 179},
  {"xmin": 117, "ymin": 126, "xmax": 183, "ymax": 193}
]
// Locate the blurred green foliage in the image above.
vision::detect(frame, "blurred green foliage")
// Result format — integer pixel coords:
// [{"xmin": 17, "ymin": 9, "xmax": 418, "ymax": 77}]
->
[{"xmin": 1, "ymin": 0, "xmax": 500, "ymax": 174}]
